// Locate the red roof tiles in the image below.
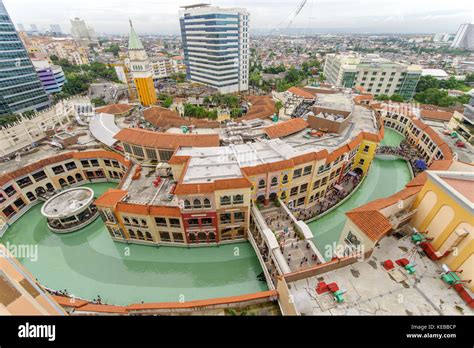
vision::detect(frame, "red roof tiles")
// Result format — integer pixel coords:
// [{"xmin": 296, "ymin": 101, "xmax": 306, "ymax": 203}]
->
[{"xmin": 264, "ymin": 118, "xmax": 308, "ymax": 139}]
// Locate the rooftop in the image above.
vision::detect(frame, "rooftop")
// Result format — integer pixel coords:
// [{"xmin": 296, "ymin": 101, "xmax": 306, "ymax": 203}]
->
[{"xmin": 289, "ymin": 235, "xmax": 473, "ymax": 315}]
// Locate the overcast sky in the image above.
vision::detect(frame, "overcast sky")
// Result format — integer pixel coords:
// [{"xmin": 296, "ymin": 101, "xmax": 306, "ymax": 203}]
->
[{"xmin": 4, "ymin": 0, "xmax": 474, "ymax": 35}]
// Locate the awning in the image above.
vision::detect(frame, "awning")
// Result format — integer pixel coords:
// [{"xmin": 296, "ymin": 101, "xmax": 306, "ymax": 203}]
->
[
  {"xmin": 89, "ymin": 113, "xmax": 121, "ymax": 147},
  {"xmin": 334, "ymin": 184, "xmax": 344, "ymax": 191},
  {"xmin": 348, "ymin": 171, "xmax": 357, "ymax": 177},
  {"xmin": 415, "ymin": 159, "xmax": 427, "ymax": 171}
]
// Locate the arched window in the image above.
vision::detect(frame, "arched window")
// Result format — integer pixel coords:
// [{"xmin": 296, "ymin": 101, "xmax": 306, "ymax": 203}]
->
[
  {"xmin": 137, "ymin": 230, "xmax": 145, "ymax": 240},
  {"xmin": 145, "ymin": 232, "xmax": 153, "ymax": 241},
  {"xmin": 128, "ymin": 229, "xmax": 136, "ymax": 239},
  {"xmin": 233, "ymin": 194, "xmax": 243, "ymax": 204},
  {"xmin": 75, "ymin": 173, "xmax": 83, "ymax": 181},
  {"xmin": 35, "ymin": 186, "xmax": 45, "ymax": 195},
  {"xmin": 203, "ymin": 198, "xmax": 211, "ymax": 208},
  {"xmin": 59, "ymin": 178, "xmax": 67, "ymax": 187},
  {"xmin": 271, "ymin": 177, "xmax": 278, "ymax": 186},
  {"xmin": 281, "ymin": 191, "xmax": 287, "ymax": 199},
  {"xmin": 123, "ymin": 217, "xmax": 130, "ymax": 224},
  {"xmin": 193, "ymin": 199, "xmax": 202, "ymax": 209},
  {"xmin": 258, "ymin": 179, "xmax": 266, "ymax": 189},
  {"xmin": 132, "ymin": 218, "xmax": 139, "ymax": 225},
  {"xmin": 46, "ymin": 183, "xmax": 54, "ymax": 191},
  {"xmin": 26, "ymin": 192, "xmax": 36, "ymax": 201},
  {"xmin": 184, "ymin": 199, "xmax": 191, "ymax": 209},
  {"xmin": 220, "ymin": 195, "xmax": 231, "ymax": 206},
  {"xmin": 140, "ymin": 219, "xmax": 147, "ymax": 226},
  {"xmin": 67, "ymin": 176, "xmax": 75, "ymax": 184},
  {"xmin": 282, "ymin": 174, "xmax": 289, "ymax": 184}
]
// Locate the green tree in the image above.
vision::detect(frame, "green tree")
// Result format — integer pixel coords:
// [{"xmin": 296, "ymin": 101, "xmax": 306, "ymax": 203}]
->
[{"xmin": 91, "ymin": 97, "xmax": 107, "ymax": 107}]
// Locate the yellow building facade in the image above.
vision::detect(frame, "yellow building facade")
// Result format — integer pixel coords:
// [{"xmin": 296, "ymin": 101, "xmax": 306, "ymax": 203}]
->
[{"xmin": 411, "ymin": 171, "xmax": 473, "ymax": 290}]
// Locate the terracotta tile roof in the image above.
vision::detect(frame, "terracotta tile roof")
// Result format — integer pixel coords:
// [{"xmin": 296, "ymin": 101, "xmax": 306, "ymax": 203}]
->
[
  {"xmin": 345, "ymin": 210, "xmax": 392, "ymax": 242},
  {"xmin": 406, "ymin": 172, "xmax": 428, "ymax": 187},
  {"xmin": 424, "ymin": 127, "xmax": 445, "ymax": 146},
  {"xmin": 292, "ymin": 152, "xmax": 317, "ymax": 166},
  {"xmin": 174, "ymin": 177, "xmax": 252, "ymax": 195},
  {"xmin": 116, "ymin": 202, "xmax": 150, "ymax": 215},
  {"xmin": 354, "ymin": 94, "xmax": 373, "ymax": 104},
  {"xmin": 361, "ymin": 131, "xmax": 382, "ymax": 143},
  {"xmin": 288, "ymin": 86, "xmax": 315, "ymax": 99},
  {"xmin": 264, "ymin": 118, "xmax": 308, "ymax": 139},
  {"xmin": 347, "ymin": 134, "xmax": 363, "ymax": 150},
  {"xmin": 420, "ymin": 109, "xmax": 453, "ymax": 122},
  {"xmin": 127, "ymin": 290, "xmax": 278, "ymax": 311},
  {"xmin": 96, "ymin": 104, "xmax": 133, "ymax": 115},
  {"xmin": 241, "ymin": 164, "xmax": 269, "ymax": 176},
  {"xmin": 52, "ymin": 295, "xmax": 88, "ymax": 308},
  {"xmin": 438, "ymin": 143, "xmax": 454, "ymax": 160},
  {"xmin": 114, "ymin": 128, "xmax": 220, "ymax": 150},
  {"xmin": 236, "ymin": 96, "xmax": 275, "ymax": 122},
  {"xmin": 0, "ymin": 150, "xmax": 131, "ymax": 187},
  {"xmin": 144, "ymin": 106, "xmax": 220, "ymax": 129},
  {"xmin": 168, "ymin": 155, "xmax": 191, "ymax": 165},
  {"xmin": 267, "ymin": 159, "xmax": 294, "ymax": 172},
  {"xmin": 327, "ymin": 145, "xmax": 350, "ymax": 163},
  {"xmin": 94, "ymin": 189, "xmax": 127, "ymax": 208},
  {"xmin": 148, "ymin": 206, "xmax": 181, "ymax": 217},
  {"xmin": 352, "ymin": 186, "xmax": 422, "ymax": 213},
  {"xmin": 75, "ymin": 303, "xmax": 128, "ymax": 314},
  {"xmin": 428, "ymin": 160, "xmax": 453, "ymax": 171},
  {"xmin": 411, "ymin": 117, "xmax": 428, "ymax": 130}
]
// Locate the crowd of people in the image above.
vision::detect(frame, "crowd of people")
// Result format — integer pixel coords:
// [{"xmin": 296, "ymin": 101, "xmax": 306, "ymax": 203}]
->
[{"xmin": 376, "ymin": 140, "xmax": 426, "ymax": 176}]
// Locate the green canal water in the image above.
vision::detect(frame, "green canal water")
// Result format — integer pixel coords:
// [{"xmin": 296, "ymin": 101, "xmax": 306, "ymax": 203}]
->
[
  {"xmin": 309, "ymin": 129, "xmax": 411, "ymax": 259},
  {"xmin": 0, "ymin": 182, "xmax": 267, "ymax": 305}
]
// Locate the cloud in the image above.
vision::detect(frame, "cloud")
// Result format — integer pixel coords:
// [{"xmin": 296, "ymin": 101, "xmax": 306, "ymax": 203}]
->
[{"xmin": 3, "ymin": 0, "xmax": 473, "ymax": 34}]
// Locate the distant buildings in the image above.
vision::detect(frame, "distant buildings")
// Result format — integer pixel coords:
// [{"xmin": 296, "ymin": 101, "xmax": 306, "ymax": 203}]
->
[
  {"xmin": 50, "ymin": 24, "xmax": 63, "ymax": 36},
  {"xmin": 70, "ymin": 17, "xmax": 96, "ymax": 42},
  {"xmin": 32, "ymin": 59, "xmax": 66, "ymax": 94},
  {"xmin": 451, "ymin": 23, "xmax": 474, "ymax": 50},
  {"xmin": 128, "ymin": 20, "xmax": 157, "ymax": 106},
  {"xmin": 0, "ymin": 0, "xmax": 50, "ymax": 116},
  {"xmin": 179, "ymin": 4, "xmax": 250, "ymax": 94},
  {"xmin": 323, "ymin": 53, "xmax": 422, "ymax": 100},
  {"xmin": 421, "ymin": 69, "xmax": 449, "ymax": 80}
]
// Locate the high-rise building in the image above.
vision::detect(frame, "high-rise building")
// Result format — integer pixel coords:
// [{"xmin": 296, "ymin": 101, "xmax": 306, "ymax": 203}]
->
[
  {"xmin": 128, "ymin": 20, "xmax": 157, "ymax": 106},
  {"xmin": 179, "ymin": 4, "xmax": 250, "ymax": 94},
  {"xmin": 50, "ymin": 24, "xmax": 63, "ymax": 36},
  {"xmin": 0, "ymin": 0, "xmax": 50, "ymax": 117},
  {"xmin": 451, "ymin": 23, "xmax": 474, "ymax": 50},
  {"xmin": 323, "ymin": 53, "xmax": 422, "ymax": 100},
  {"xmin": 70, "ymin": 17, "xmax": 95, "ymax": 41}
]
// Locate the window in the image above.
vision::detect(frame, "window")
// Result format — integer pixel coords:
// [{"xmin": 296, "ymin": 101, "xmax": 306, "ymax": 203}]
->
[
  {"xmin": 169, "ymin": 218, "xmax": 181, "ymax": 227},
  {"xmin": 220, "ymin": 196, "xmax": 231, "ymax": 206},
  {"xmin": 145, "ymin": 148, "xmax": 157, "ymax": 160},
  {"xmin": 359, "ymin": 159, "xmax": 365, "ymax": 165},
  {"xmin": 293, "ymin": 168, "xmax": 302, "ymax": 179},
  {"xmin": 90, "ymin": 159, "xmax": 99, "ymax": 167},
  {"xmin": 303, "ymin": 166, "xmax": 312, "ymax": 176},
  {"xmin": 220, "ymin": 213, "xmax": 231, "ymax": 224},
  {"xmin": 32, "ymin": 170, "xmax": 47, "ymax": 182},
  {"xmin": 51, "ymin": 165, "xmax": 65, "ymax": 174},
  {"xmin": 16, "ymin": 176, "xmax": 32, "ymax": 188},
  {"xmin": 132, "ymin": 146, "xmax": 144, "ymax": 158},
  {"xmin": 173, "ymin": 232, "xmax": 184, "ymax": 242},
  {"xmin": 233, "ymin": 194, "xmax": 243, "ymax": 204},
  {"xmin": 345, "ymin": 231, "xmax": 361, "ymax": 247},
  {"xmin": 193, "ymin": 199, "xmax": 202, "ymax": 209},
  {"xmin": 271, "ymin": 177, "xmax": 278, "ymax": 187},
  {"xmin": 65, "ymin": 161, "xmax": 76, "ymax": 170},
  {"xmin": 203, "ymin": 198, "xmax": 211, "ymax": 208},
  {"xmin": 103, "ymin": 159, "xmax": 111, "ymax": 167},
  {"xmin": 290, "ymin": 187, "xmax": 298, "ymax": 196},
  {"xmin": 159, "ymin": 231, "xmax": 171, "ymax": 241},
  {"xmin": 155, "ymin": 217, "xmax": 167, "ymax": 226},
  {"xmin": 300, "ymin": 183, "xmax": 308, "ymax": 193},
  {"xmin": 282, "ymin": 174, "xmax": 288, "ymax": 184},
  {"xmin": 297, "ymin": 197, "xmax": 305, "ymax": 206},
  {"xmin": 188, "ymin": 218, "xmax": 199, "ymax": 226},
  {"xmin": 80, "ymin": 160, "xmax": 90, "ymax": 167},
  {"xmin": 313, "ymin": 180, "xmax": 321, "ymax": 190},
  {"xmin": 202, "ymin": 218, "xmax": 213, "ymax": 226},
  {"xmin": 258, "ymin": 179, "xmax": 265, "ymax": 189},
  {"xmin": 234, "ymin": 212, "xmax": 245, "ymax": 222},
  {"xmin": 184, "ymin": 199, "xmax": 191, "ymax": 209}
]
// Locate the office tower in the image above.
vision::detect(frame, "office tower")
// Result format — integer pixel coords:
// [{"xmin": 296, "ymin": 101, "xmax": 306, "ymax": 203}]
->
[
  {"xmin": 451, "ymin": 23, "xmax": 474, "ymax": 50},
  {"xmin": 179, "ymin": 4, "xmax": 249, "ymax": 94},
  {"xmin": 70, "ymin": 17, "xmax": 95, "ymax": 41},
  {"xmin": 0, "ymin": 0, "xmax": 50, "ymax": 116},
  {"xmin": 50, "ymin": 24, "xmax": 63, "ymax": 35},
  {"xmin": 128, "ymin": 20, "xmax": 157, "ymax": 106},
  {"xmin": 323, "ymin": 53, "xmax": 422, "ymax": 100}
]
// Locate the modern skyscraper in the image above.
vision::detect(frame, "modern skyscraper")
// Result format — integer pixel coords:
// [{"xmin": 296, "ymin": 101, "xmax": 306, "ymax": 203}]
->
[
  {"xmin": 0, "ymin": 0, "xmax": 50, "ymax": 117},
  {"xmin": 70, "ymin": 17, "xmax": 95, "ymax": 41},
  {"xmin": 179, "ymin": 4, "xmax": 249, "ymax": 94},
  {"xmin": 128, "ymin": 20, "xmax": 157, "ymax": 107},
  {"xmin": 451, "ymin": 23, "xmax": 474, "ymax": 50}
]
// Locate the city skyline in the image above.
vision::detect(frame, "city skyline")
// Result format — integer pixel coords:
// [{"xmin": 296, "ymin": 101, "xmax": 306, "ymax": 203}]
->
[{"xmin": 5, "ymin": 0, "xmax": 474, "ymax": 35}]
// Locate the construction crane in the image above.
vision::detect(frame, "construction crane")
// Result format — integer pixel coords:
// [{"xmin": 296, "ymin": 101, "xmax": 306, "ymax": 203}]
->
[{"xmin": 274, "ymin": 0, "xmax": 308, "ymax": 32}]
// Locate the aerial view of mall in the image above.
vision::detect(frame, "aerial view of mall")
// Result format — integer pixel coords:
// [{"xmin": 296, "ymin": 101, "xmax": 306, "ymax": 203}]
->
[{"xmin": 0, "ymin": 0, "xmax": 473, "ymax": 325}]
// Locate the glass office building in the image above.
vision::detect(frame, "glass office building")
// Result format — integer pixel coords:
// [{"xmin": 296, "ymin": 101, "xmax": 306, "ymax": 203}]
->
[
  {"xmin": 179, "ymin": 4, "xmax": 249, "ymax": 94},
  {"xmin": 0, "ymin": 0, "xmax": 50, "ymax": 117}
]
